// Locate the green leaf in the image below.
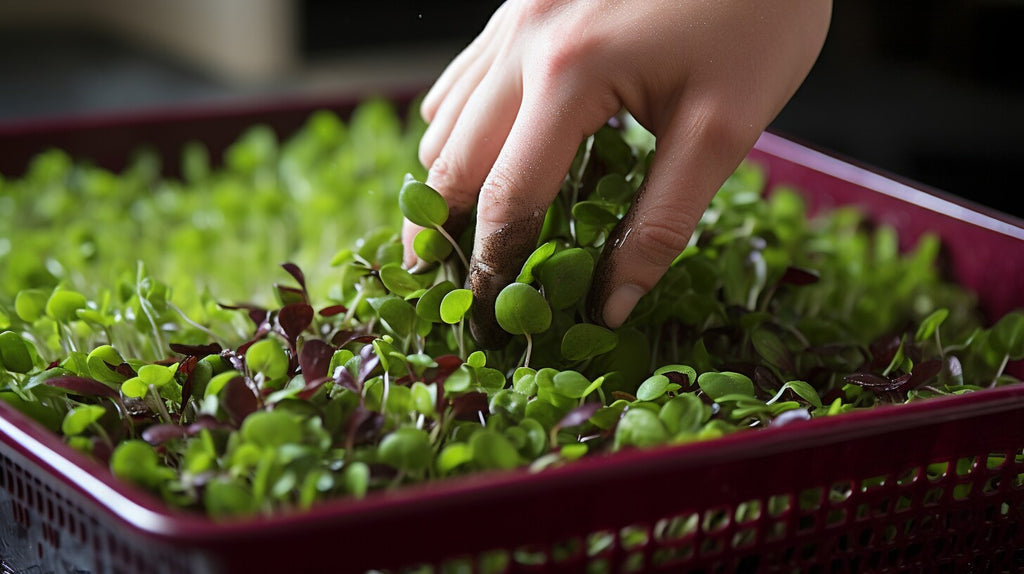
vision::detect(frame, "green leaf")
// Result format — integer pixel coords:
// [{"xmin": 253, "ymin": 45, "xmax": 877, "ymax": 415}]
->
[
  {"xmin": 535, "ymin": 248, "xmax": 594, "ymax": 310},
  {"xmin": 14, "ymin": 289, "xmax": 49, "ymax": 322},
  {"xmin": 61, "ymin": 405, "xmax": 106, "ymax": 436},
  {"xmin": 636, "ymin": 374, "xmax": 671, "ymax": 401},
  {"xmin": 245, "ymin": 339, "xmax": 290, "ymax": 380},
  {"xmin": 378, "ymin": 297, "xmax": 418, "ymax": 338},
  {"xmin": 137, "ymin": 363, "xmax": 178, "ymax": 388},
  {"xmin": 697, "ymin": 371, "xmax": 755, "ymax": 400},
  {"xmin": 495, "ymin": 283, "xmax": 552, "ymax": 335},
  {"xmin": 240, "ymin": 410, "xmax": 303, "ymax": 448},
  {"xmin": 990, "ymin": 310, "xmax": 1024, "ymax": 360},
  {"xmin": 378, "ymin": 264, "xmax": 422, "ymax": 297},
  {"xmin": 46, "ymin": 289, "xmax": 88, "ymax": 323},
  {"xmin": 412, "ymin": 228, "xmax": 454, "ymax": 264},
  {"xmin": 120, "ymin": 377, "xmax": 150, "ymax": 398},
  {"xmin": 773, "ymin": 380, "xmax": 823, "ymax": 409},
  {"xmin": 659, "ymin": 394, "xmax": 704, "ymax": 435},
  {"xmin": 915, "ymin": 309, "xmax": 949, "ymax": 343},
  {"xmin": 205, "ymin": 478, "xmax": 257, "ymax": 518},
  {"xmin": 470, "ymin": 429, "xmax": 519, "ymax": 470},
  {"xmin": 614, "ymin": 408, "xmax": 669, "ymax": 450},
  {"xmin": 378, "ymin": 428, "xmax": 433, "ymax": 473},
  {"xmin": 341, "ymin": 462, "xmax": 370, "ymax": 499},
  {"xmin": 516, "ymin": 241, "xmax": 557, "ymax": 284},
  {"xmin": 653, "ymin": 364, "xmax": 697, "ymax": 387},
  {"xmin": 561, "ymin": 323, "xmax": 618, "ymax": 361},
  {"xmin": 399, "ymin": 178, "xmax": 449, "ymax": 227},
  {"xmin": 437, "ymin": 442, "xmax": 473, "ymax": 474},
  {"xmin": 440, "ymin": 289, "xmax": 473, "ymax": 325},
  {"xmin": 552, "ymin": 370, "xmax": 591, "ymax": 399},
  {"xmin": 416, "ymin": 281, "xmax": 455, "ymax": 323},
  {"xmin": 0, "ymin": 331, "xmax": 34, "ymax": 374},
  {"xmin": 86, "ymin": 345, "xmax": 126, "ymax": 384}
]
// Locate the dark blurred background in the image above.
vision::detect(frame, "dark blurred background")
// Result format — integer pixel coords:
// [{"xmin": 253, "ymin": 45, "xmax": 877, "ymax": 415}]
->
[{"xmin": 1, "ymin": 0, "xmax": 1021, "ymax": 216}]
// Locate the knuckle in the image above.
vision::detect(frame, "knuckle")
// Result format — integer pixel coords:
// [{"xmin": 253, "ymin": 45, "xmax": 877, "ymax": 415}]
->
[
  {"xmin": 476, "ymin": 167, "xmax": 527, "ymax": 228},
  {"xmin": 629, "ymin": 215, "xmax": 694, "ymax": 271},
  {"xmin": 427, "ymin": 153, "xmax": 469, "ymax": 194}
]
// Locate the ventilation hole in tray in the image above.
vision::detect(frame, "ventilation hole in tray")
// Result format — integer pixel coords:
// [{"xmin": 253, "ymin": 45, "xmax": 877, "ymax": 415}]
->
[
  {"xmin": 699, "ymin": 536, "xmax": 725, "ymax": 557},
  {"xmin": 586, "ymin": 558, "xmax": 611, "ymax": 574},
  {"xmin": 651, "ymin": 544, "xmax": 694, "ymax": 567},
  {"xmin": 768, "ymin": 493, "xmax": 793, "ymax": 517},
  {"xmin": 586, "ymin": 530, "xmax": 616, "ymax": 557},
  {"xmin": 732, "ymin": 526, "xmax": 758, "ymax": 549},
  {"xmin": 766, "ymin": 520, "xmax": 788, "ymax": 543},
  {"xmin": 858, "ymin": 527, "xmax": 875, "ymax": 547},
  {"xmin": 829, "ymin": 481, "xmax": 853, "ymax": 505},
  {"xmin": 983, "ymin": 474, "xmax": 1002, "ymax": 495},
  {"xmin": 438, "ymin": 556, "xmax": 473, "ymax": 574},
  {"xmin": 986, "ymin": 452, "xmax": 1009, "ymax": 470},
  {"xmin": 619, "ymin": 524, "xmax": 650, "ymax": 551},
  {"xmin": 895, "ymin": 494, "xmax": 914, "ymax": 513},
  {"xmin": 860, "ymin": 474, "xmax": 888, "ymax": 493},
  {"xmin": 622, "ymin": 552, "xmax": 646, "ymax": 573},
  {"xmin": 927, "ymin": 461, "xmax": 950, "ymax": 482},
  {"xmin": 550, "ymin": 537, "xmax": 583, "ymax": 564},
  {"xmin": 825, "ymin": 507, "xmax": 847, "ymax": 528},
  {"xmin": 702, "ymin": 507, "xmax": 730, "ymax": 534},
  {"xmin": 952, "ymin": 482, "xmax": 973, "ymax": 501},
  {"xmin": 798, "ymin": 486, "xmax": 824, "ymax": 512},
  {"xmin": 512, "ymin": 546, "xmax": 547, "ymax": 567},
  {"xmin": 881, "ymin": 524, "xmax": 899, "ymax": 544},
  {"xmin": 735, "ymin": 499, "xmax": 762, "ymax": 524},
  {"xmin": 797, "ymin": 513, "xmax": 817, "ymax": 534},
  {"xmin": 799, "ymin": 541, "xmax": 820, "ymax": 561},
  {"xmin": 923, "ymin": 486, "xmax": 944, "ymax": 506},
  {"xmin": 896, "ymin": 467, "xmax": 921, "ymax": 487},
  {"xmin": 653, "ymin": 512, "xmax": 697, "ymax": 543},
  {"xmin": 956, "ymin": 456, "xmax": 979, "ymax": 477}
]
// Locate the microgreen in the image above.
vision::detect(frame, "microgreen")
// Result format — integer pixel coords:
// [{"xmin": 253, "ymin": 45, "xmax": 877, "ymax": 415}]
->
[{"xmin": 0, "ymin": 101, "xmax": 1016, "ymax": 523}]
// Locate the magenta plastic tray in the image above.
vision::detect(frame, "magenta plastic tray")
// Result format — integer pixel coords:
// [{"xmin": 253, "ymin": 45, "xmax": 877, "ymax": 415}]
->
[{"xmin": 3, "ymin": 100, "xmax": 1024, "ymax": 574}]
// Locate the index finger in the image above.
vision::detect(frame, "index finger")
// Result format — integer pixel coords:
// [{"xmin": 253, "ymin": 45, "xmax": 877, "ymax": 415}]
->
[{"xmin": 467, "ymin": 89, "xmax": 616, "ymax": 348}]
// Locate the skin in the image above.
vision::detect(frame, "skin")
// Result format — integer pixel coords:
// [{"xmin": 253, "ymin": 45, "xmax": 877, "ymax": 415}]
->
[{"xmin": 403, "ymin": 0, "xmax": 833, "ymax": 348}]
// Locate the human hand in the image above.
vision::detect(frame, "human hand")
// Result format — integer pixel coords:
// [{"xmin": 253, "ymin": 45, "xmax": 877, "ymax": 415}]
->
[{"xmin": 402, "ymin": 0, "xmax": 832, "ymax": 347}]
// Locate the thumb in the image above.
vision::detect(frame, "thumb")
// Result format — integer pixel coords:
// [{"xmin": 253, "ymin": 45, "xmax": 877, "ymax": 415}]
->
[{"xmin": 588, "ymin": 107, "xmax": 761, "ymax": 328}]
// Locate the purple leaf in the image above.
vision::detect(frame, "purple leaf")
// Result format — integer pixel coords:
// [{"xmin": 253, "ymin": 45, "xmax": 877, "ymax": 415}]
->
[
  {"xmin": 450, "ymin": 392, "xmax": 489, "ymax": 421},
  {"xmin": 275, "ymin": 284, "xmax": 307, "ymax": 306},
  {"xmin": 906, "ymin": 359, "xmax": 943, "ymax": 390},
  {"xmin": 179, "ymin": 356, "xmax": 200, "ymax": 410},
  {"xmin": 356, "ymin": 345, "xmax": 381, "ymax": 384},
  {"xmin": 170, "ymin": 342, "xmax": 223, "ymax": 357},
  {"xmin": 299, "ymin": 339, "xmax": 335, "ymax": 383},
  {"xmin": 45, "ymin": 376, "xmax": 120, "ymax": 399},
  {"xmin": 331, "ymin": 330, "xmax": 376, "ymax": 347},
  {"xmin": 344, "ymin": 407, "xmax": 384, "ymax": 450},
  {"xmin": 554, "ymin": 402, "xmax": 601, "ymax": 431},
  {"xmin": 780, "ymin": 266, "xmax": 820, "ymax": 286},
  {"xmin": 278, "ymin": 302, "xmax": 314, "ymax": 342},
  {"xmin": 318, "ymin": 305, "xmax": 348, "ymax": 317},
  {"xmin": 221, "ymin": 377, "xmax": 260, "ymax": 427},
  {"xmin": 141, "ymin": 423, "xmax": 189, "ymax": 445},
  {"xmin": 219, "ymin": 302, "xmax": 269, "ymax": 330},
  {"xmin": 281, "ymin": 262, "xmax": 308, "ymax": 293}
]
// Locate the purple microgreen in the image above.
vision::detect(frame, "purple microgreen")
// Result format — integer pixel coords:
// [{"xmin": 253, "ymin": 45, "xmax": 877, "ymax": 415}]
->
[
  {"xmin": 318, "ymin": 304, "xmax": 348, "ymax": 317},
  {"xmin": 277, "ymin": 302, "xmax": 315, "ymax": 343},
  {"xmin": 553, "ymin": 402, "xmax": 601, "ymax": 432},
  {"xmin": 170, "ymin": 342, "xmax": 223, "ymax": 357},
  {"xmin": 221, "ymin": 377, "xmax": 260, "ymax": 427},
  {"xmin": 779, "ymin": 266, "xmax": 820, "ymax": 286},
  {"xmin": 45, "ymin": 376, "xmax": 120, "ymax": 399}
]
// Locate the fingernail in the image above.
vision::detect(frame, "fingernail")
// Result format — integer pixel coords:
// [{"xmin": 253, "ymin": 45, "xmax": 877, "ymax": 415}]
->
[{"xmin": 603, "ymin": 284, "xmax": 645, "ymax": 328}]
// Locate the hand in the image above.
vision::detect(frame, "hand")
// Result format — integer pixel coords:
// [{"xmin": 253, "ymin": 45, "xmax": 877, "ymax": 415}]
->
[{"xmin": 403, "ymin": 0, "xmax": 832, "ymax": 347}]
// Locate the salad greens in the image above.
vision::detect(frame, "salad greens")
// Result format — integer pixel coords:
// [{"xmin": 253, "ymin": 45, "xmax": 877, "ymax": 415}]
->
[{"xmin": 1, "ymin": 99, "xmax": 1022, "ymax": 519}]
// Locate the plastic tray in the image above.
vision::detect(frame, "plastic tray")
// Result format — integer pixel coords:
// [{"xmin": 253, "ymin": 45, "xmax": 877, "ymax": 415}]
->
[{"xmin": 3, "ymin": 99, "xmax": 1024, "ymax": 574}]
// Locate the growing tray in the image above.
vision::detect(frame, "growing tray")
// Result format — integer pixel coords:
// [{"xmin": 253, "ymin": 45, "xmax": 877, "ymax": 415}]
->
[{"xmin": 3, "ymin": 98, "xmax": 1024, "ymax": 573}]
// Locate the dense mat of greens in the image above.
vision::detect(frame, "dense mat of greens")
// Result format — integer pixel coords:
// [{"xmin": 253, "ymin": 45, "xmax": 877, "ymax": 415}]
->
[{"xmin": 2, "ymin": 101, "xmax": 1023, "ymax": 519}]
